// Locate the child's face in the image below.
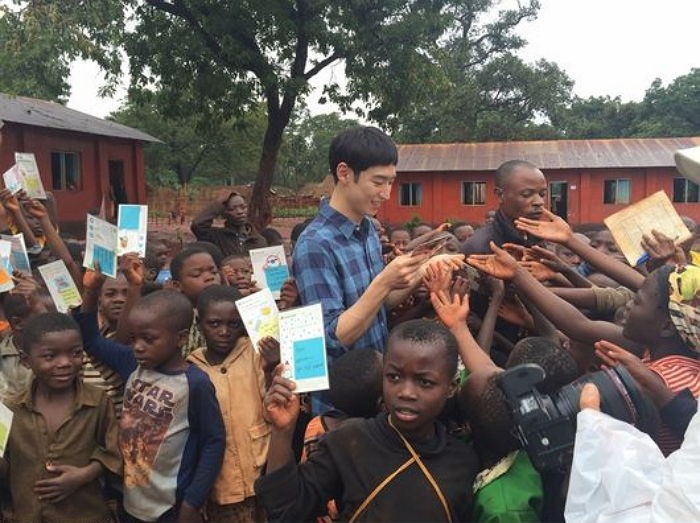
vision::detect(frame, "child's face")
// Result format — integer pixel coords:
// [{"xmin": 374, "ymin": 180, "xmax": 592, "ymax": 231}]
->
[
  {"xmin": 590, "ymin": 230, "xmax": 626, "ymax": 263},
  {"xmin": 99, "ymin": 274, "xmax": 129, "ymax": 324},
  {"xmin": 199, "ymin": 301, "xmax": 246, "ymax": 357},
  {"xmin": 390, "ymin": 230, "xmax": 410, "ymax": 251},
  {"xmin": 175, "ymin": 253, "xmax": 221, "ymax": 302},
  {"xmin": 223, "ymin": 258, "xmax": 253, "ymax": 289},
  {"xmin": 622, "ymin": 276, "xmax": 664, "ymax": 343},
  {"xmin": 555, "ymin": 245, "xmax": 580, "ymax": 266},
  {"xmin": 128, "ymin": 308, "xmax": 185, "ymax": 370},
  {"xmin": 382, "ymin": 338, "xmax": 453, "ymax": 440},
  {"xmin": 22, "ymin": 329, "xmax": 83, "ymax": 391},
  {"xmin": 153, "ymin": 243, "xmax": 170, "ymax": 269}
]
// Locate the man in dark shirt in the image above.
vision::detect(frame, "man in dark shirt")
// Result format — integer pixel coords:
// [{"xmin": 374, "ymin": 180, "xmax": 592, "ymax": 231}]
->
[
  {"xmin": 463, "ymin": 160, "xmax": 548, "ymax": 255},
  {"xmin": 191, "ymin": 192, "xmax": 267, "ymax": 256}
]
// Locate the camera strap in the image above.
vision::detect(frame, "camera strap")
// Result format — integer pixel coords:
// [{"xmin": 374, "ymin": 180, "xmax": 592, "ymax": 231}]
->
[{"xmin": 348, "ymin": 416, "xmax": 453, "ymax": 523}]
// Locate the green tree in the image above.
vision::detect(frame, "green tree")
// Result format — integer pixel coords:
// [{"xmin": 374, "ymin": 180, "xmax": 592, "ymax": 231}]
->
[
  {"xmin": 6, "ymin": 0, "xmax": 547, "ymax": 228},
  {"xmin": 550, "ymin": 95, "xmax": 641, "ymax": 139},
  {"xmin": 635, "ymin": 69, "xmax": 700, "ymax": 137}
]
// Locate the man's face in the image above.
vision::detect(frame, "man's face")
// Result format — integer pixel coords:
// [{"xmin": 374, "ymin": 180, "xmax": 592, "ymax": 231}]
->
[
  {"xmin": 343, "ymin": 164, "xmax": 396, "ymax": 218},
  {"xmin": 498, "ymin": 167, "xmax": 547, "ymax": 221},
  {"xmin": 224, "ymin": 195, "xmax": 248, "ymax": 225}
]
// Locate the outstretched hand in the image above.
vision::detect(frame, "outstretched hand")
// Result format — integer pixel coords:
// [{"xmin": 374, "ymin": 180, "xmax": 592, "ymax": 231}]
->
[
  {"xmin": 83, "ymin": 262, "xmax": 106, "ymax": 292},
  {"xmin": 514, "ymin": 208, "xmax": 573, "ymax": 244},
  {"xmin": 466, "ymin": 241, "xmax": 519, "ymax": 280},
  {"xmin": 120, "ymin": 253, "xmax": 144, "ymax": 287},
  {"xmin": 430, "ymin": 289, "xmax": 469, "ymax": 329}
]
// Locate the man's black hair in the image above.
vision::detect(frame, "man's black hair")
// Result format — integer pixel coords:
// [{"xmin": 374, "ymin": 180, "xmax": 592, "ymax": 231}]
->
[
  {"xmin": 495, "ymin": 160, "xmax": 538, "ymax": 189},
  {"xmin": 188, "ymin": 241, "xmax": 224, "ymax": 268},
  {"xmin": 387, "ymin": 319, "xmax": 458, "ymax": 377},
  {"xmin": 22, "ymin": 313, "xmax": 81, "ymax": 353},
  {"xmin": 506, "ymin": 337, "xmax": 579, "ymax": 394},
  {"xmin": 132, "ymin": 289, "xmax": 194, "ymax": 332},
  {"xmin": 328, "ymin": 349, "xmax": 383, "ymax": 418},
  {"xmin": 197, "ymin": 284, "xmax": 242, "ymax": 317},
  {"xmin": 329, "ymin": 126, "xmax": 397, "ymax": 182},
  {"xmin": 170, "ymin": 247, "xmax": 213, "ymax": 281}
]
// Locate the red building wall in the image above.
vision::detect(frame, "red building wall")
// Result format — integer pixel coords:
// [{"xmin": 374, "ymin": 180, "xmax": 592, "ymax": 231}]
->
[
  {"xmin": 377, "ymin": 167, "xmax": 700, "ymax": 227},
  {"xmin": 0, "ymin": 122, "xmax": 146, "ymax": 225}
]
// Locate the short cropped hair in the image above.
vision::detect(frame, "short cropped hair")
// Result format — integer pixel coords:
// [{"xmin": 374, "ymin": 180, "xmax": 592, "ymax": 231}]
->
[
  {"xmin": 170, "ymin": 247, "xmax": 212, "ymax": 281},
  {"xmin": 22, "ymin": 313, "xmax": 81, "ymax": 353},
  {"xmin": 197, "ymin": 285, "xmax": 242, "ymax": 317},
  {"xmin": 387, "ymin": 320, "xmax": 458, "ymax": 377},
  {"xmin": 329, "ymin": 349, "xmax": 383, "ymax": 418},
  {"xmin": 495, "ymin": 160, "xmax": 538, "ymax": 188},
  {"xmin": 329, "ymin": 126, "xmax": 397, "ymax": 182},
  {"xmin": 506, "ymin": 337, "xmax": 579, "ymax": 394},
  {"xmin": 188, "ymin": 241, "xmax": 224, "ymax": 268},
  {"xmin": 132, "ymin": 290, "xmax": 194, "ymax": 331}
]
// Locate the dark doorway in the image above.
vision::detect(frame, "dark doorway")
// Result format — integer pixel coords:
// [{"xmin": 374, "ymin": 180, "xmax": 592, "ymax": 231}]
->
[
  {"xmin": 109, "ymin": 160, "xmax": 128, "ymax": 205},
  {"xmin": 549, "ymin": 182, "xmax": 568, "ymax": 220}
]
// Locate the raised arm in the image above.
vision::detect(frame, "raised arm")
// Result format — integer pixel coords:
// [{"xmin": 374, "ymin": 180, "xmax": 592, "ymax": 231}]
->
[
  {"xmin": 515, "ymin": 208, "xmax": 645, "ymax": 291},
  {"xmin": 467, "ymin": 242, "xmax": 632, "ymax": 349}
]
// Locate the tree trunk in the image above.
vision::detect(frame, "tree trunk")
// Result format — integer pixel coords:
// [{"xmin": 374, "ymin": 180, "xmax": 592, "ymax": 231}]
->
[{"xmin": 248, "ymin": 108, "xmax": 289, "ymax": 230}]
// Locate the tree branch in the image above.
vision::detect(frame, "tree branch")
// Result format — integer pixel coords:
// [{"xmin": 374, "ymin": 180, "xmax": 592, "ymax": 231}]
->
[{"xmin": 303, "ymin": 52, "xmax": 341, "ymax": 81}]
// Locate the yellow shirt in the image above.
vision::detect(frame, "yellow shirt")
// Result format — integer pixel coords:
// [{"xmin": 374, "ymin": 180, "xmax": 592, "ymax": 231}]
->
[{"xmin": 187, "ymin": 337, "xmax": 270, "ymax": 505}]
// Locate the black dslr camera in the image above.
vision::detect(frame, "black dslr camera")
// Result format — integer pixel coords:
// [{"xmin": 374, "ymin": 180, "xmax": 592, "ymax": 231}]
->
[{"xmin": 497, "ymin": 363, "xmax": 658, "ymax": 473}]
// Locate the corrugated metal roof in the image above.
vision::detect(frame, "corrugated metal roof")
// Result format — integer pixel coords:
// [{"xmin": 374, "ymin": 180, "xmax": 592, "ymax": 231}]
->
[
  {"xmin": 397, "ymin": 137, "xmax": 700, "ymax": 172},
  {"xmin": 0, "ymin": 92, "xmax": 160, "ymax": 143}
]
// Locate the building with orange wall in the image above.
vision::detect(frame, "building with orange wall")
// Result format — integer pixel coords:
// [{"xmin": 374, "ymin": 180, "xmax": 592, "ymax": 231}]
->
[
  {"xmin": 377, "ymin": 137, "xmax": 700, "ymax": 227},
  {"xmin": 0, "ymin": 93, "xmax": 159, "ymax": 226}
]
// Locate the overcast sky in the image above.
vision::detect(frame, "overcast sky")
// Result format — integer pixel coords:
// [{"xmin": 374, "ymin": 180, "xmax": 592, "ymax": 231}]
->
[{"xmin": 67, "ymin": 0, "xmax": 700, "ymax": 119}]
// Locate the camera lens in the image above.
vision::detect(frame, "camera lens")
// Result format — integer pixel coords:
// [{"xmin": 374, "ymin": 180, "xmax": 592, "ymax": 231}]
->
[{"xmin": 552, "ymin": 365, "xmax": 658, "ymax": 438}]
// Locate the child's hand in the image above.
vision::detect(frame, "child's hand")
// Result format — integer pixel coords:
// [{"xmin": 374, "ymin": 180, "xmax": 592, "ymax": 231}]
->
[
  {"xmin": 265, "ymin": 364, "xmax": 300, "ymax": 432},
  {"xmin": 221, "ymin": 265, "xmax": 236, "ymax": 286},
  {"xmin": 430, "ymin": 290, "xmax": 469, "ymax": 329},
  {"xmin": 34, "ymin": 464, "xmax": 91, "ymax": 503},
  {"xmin": 594, "ymin": 340, "xmax": 674, "ymax": 407},
  {"xmin": 278, "ymin": 278, "xmax": 299, "ymax": 310},
  {"xmin": 467, "ymin": 241, "xmax": 519, "ymax": 280},
  {"xmin": 451, "ymin": 275, "xmax": 470, "ymax": 300},
  {"xmin": 501, "ymin": 242, "xmax": 528, "ymax": 261},
  {"xmin": 0, "ymin": 189, "xmax": 20, "ymax": 214},
  {"xmin": 259, "ymin": 336, "xmax": 281, "ymax": 372},
  {"xmin": 518, "ymin": 260, "xmax": 558, "ymax": 282},
  {"xmin": 529, "ymin": 245, "xmax": 569, "ymax": 273},
  {"xmin": 10, "ymin": 271, "xmax": 40, "ymax": 306},
  {"xmin": 176, "ymin": 501, "xmax": 203, "ymax": 523},
  {"xmin": 497, "ymin": 296, "xmax": 534, "ymax": 329},
  {"xmin": 120, "ymin": 252, "xmax": 144, "ymax": 287},
  {"xmin": 514, "ymin": 208, "xmax": 573, "ymax": 244},
  {"xmin": 83, "ymin": 262, "xmax": 106, "ymax": 293},
  {"xmin": 423, "ymin": 261, "xmax": 452, "ymax": 295},
  {"xmin": 641, "ymin": 229, "xmax": 686, "ymax": 266},
  {"xmin": 23, "ymin": 199, "xmax": 48, "ymax": 220}
]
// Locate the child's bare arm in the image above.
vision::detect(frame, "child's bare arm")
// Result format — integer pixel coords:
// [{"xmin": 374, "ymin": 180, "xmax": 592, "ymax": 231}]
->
[
  {"xmin": 114, "ymin": 253, "xmax": 144, "ymax": 343},
  {"xmin": 549, "ymin": 287, "xmax": 598, "ymax": 310},
  {"xmin": 516, "ymin": 209, "xmax": 645, "ymax": 291},
  {"xmin": 476, "ymin": 276, "xmax": 504, "ymax": 354},
  {"xmin": 431, "ymin": 290, "xmax": 498, "ymax": 373}
]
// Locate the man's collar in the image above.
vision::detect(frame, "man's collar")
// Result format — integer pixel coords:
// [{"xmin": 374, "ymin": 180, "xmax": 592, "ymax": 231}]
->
[{"xmin": 320, "ymin": 202, "xmax": 370, "ymax": 240}]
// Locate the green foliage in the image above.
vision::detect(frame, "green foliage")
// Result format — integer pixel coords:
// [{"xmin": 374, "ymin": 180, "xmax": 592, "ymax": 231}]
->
[
  {"xmin": 405, "ymin": 215, "xmax": 423, "ymax": 232},
  {"xmin": 272, "ymin": 206, "xmax": 318, "ymax": 219}
]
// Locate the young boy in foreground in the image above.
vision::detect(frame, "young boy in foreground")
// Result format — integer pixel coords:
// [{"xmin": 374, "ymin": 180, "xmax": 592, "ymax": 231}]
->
[
  {"xmin": 2, "ymin": 313, "xmax": 121, "ymax": 523},
  {"xmin": 255, "ymin": 319, "xmax": 480, "ymax": 522},
  {"xmin": 74, "ymin": 282, "xmax": 225, "ymax": 523}
]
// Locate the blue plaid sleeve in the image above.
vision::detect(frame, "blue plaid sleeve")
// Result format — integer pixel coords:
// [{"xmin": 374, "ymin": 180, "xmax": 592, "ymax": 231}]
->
[{"xmin": 293, "ymin": 238, "xmax": 348, "ymax": 358}]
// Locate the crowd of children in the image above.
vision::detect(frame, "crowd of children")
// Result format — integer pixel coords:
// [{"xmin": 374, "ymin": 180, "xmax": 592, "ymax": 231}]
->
[{"xmin": 0, "ymin": 125, "xmax": 698, "ymax": 523}]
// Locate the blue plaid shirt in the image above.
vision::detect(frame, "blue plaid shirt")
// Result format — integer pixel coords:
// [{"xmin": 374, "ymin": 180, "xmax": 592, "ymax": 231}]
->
[{"xmin": 293, "ymin": 203, "xmax": 388, "ymax": 360}]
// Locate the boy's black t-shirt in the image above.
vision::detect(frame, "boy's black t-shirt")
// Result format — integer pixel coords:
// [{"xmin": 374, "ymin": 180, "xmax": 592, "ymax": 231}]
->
[{"xmin": 256, "ymin": 412, "xmax": 480, "ymax": 522}]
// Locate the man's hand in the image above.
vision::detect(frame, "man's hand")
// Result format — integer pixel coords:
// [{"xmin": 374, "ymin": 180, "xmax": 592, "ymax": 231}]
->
[
  {"xmin": 430, "ymin": 290, "xmax": 469, "ymax": 329},
  {"xmin": 265, "ymin": 365, "xmax": 300, "ymax": 432},
  {"xmin": 259, "ymin": 336, "xmax": 281, "ymax": 373},
  {"xmin": 378, "ymin": 252, "xmax": 429, "ymax": 290},
  {"xmin": 514, "ymin": 208, "xmax": 573, "ymax": 244},
  {"xmin": 467, "ymin": 241, "xmax": 519, "ymax": 280},
  {"xmin": 34, "ymin": 463, "xmax": 97, "ymax": 503},
  {"xmin": 120, "ymin": 253, "xmax": 144, "ymax": 288}
]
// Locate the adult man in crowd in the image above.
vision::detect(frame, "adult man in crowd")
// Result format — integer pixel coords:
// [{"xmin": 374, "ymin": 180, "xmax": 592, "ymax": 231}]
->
[
  {"xmin": 463, "ymin": 160, "xmax": 547, "ymax": 255},
  {"xmin": 191, "ymin": 191, "xmax": 267, "ymax": 256}
]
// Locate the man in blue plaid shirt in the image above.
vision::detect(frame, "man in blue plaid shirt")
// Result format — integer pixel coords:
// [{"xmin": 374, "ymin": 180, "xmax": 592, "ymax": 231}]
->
[{"xmin": 293, "ymin": 127, "xmax": 429, "ymax": 382}]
